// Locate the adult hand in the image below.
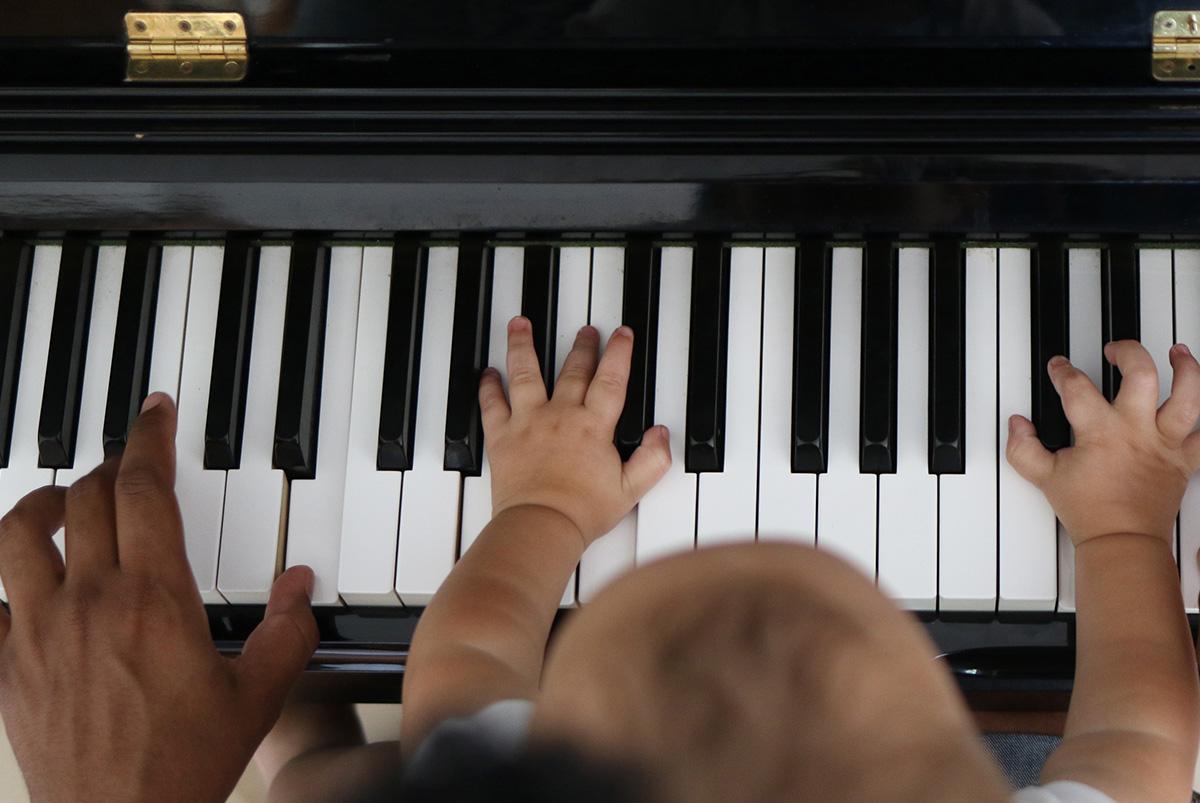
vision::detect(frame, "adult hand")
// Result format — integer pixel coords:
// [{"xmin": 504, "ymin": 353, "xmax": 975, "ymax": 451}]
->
[{"xmin": 0, "ymin": 393, "xmax": 318, "ymax": 803}]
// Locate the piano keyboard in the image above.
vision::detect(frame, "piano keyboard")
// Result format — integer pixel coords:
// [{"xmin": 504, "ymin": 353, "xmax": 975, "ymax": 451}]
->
[{"xmin": 1, "ymin": 235, "xmax": 1198, "ymax": 614}]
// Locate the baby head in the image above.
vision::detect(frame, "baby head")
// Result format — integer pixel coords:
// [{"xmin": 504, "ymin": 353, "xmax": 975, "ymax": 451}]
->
[{"xmin": 532, "ymin": 543, "xmax": 1011, "ymax": 803}]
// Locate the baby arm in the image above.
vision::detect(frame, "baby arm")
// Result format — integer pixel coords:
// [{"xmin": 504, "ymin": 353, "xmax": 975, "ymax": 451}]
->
[
  {"xmin": 257, "ymin": 704, "xmax": 401, "ymax": 803},
  {"xmin": 399, "ymin": 317, "xmax": 670, "ymax": 753},
  {"xmin": 1007, "ymin": 341, "xmax": 1200, "ymax": 802}
]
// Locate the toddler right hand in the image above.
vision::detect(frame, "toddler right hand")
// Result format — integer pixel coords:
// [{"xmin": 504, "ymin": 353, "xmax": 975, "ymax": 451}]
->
[{"xmin": 1007, "ymin": 340, "xmax": 1200, "ymax": 547}]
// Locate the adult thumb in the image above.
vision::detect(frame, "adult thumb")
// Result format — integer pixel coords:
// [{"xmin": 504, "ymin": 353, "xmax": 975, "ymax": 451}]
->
[{"xmin": 234, "ymin": 565, "xmax": 319, "ymax": 730}]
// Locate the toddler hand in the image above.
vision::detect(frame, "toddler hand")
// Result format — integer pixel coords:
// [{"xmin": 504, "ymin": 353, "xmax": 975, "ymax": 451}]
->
[
  {"xmin": 1007, "ymin": 340, "xmax": 1200, "ymax": 546},
  {"xmin": 479, "ymin": 317, "xmax": 671, "ymax": 546}
]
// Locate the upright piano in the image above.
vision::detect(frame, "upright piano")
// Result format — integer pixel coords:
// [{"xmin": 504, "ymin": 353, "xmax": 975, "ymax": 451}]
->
[{"xmin": 2, "ymin": 1, "xmax": 1199, "ymax": 704}]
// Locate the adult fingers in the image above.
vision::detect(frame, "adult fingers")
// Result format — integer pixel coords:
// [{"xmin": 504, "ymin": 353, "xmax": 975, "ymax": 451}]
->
[
  {"xmin": 479, "ymin": 368, "xmax": 511, "ymax": 434},
  {"xmin": 0, "ymin": 486, "xmax": 66, "ymax": 612},
  {"xmin": 63, "ymin": 458, "xmax": 120, "ymax": 581},
  {"xmin": 1005, "ymin": 415, "xmax": 1054, "ymax": 487},
  {"xmin": 584, "ymin": 327, "xmax": 634, "ymax": 426},
  {"xmin": 621, "ymin": 426, "xmax": 672, "ymax": 503},
  {"xmin": 113, "ymin": 393, "xmax": 188, "ymax": 582},
  {"xmin": 1158, "ymin": 344, "xmax": 1200, "ymax": 444},
  {"xmin": 235, "ymin": 566, "xmax": 319, "ymax": 734},
  {"xmin": 1106, "ymin": 340, "xmax": 1162, "ymax": 414},
  {"xmin": 505, "ymin": 317, "xmax": 548, "ymax": 412},
  {"xmin": 1046, "ymin": 356, "xmax": 1108, "ymax": 432},
  {"xmin": 552, "ymin": 326, "xmax": 600, "ymax": 406}
]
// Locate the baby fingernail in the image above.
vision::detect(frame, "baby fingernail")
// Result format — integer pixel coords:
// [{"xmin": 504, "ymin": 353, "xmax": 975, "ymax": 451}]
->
[
  {"xmin": 1176, "ymin": 343, "xmax": 1192, "ymax": 358},
  {"xmin": 1048, "ymin": 355, "xmax": 1068, "ymax": 368}
]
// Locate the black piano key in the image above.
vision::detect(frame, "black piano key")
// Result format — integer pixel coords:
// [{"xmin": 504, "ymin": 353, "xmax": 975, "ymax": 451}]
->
[
  {"xmin": 377, "ymin": 237, "xmax": 427, "ymax": 472},
  {"xmin": 38, "ymin": 235, "xmax": 98, "ymax": 469},
  {"xmin": 204, "ymin": 236, "xmax": 258, "ymax": 470},
  {"xmin": 1101, "ymin": 239, "xmax": 1139, "ymax": 402},
  {"xmin": 684, "ymin": 236, "xmax": 729, "ymax": 473},
  {"xmin": 791, "ymin": 238, "xmax": 831, "ymax": 474},
  {"xmin": 273, "ymin": 236, "xmax": 331, "ymax": 480},
  {"xmin": 616, "ymin": 236, "xmax": 661, "ymax": 462},
  {"xmin": 928, "ymin": 238, "xmax": 966, "ymax": 474},
  {"xmin": 444, "ymin": 235, "xmax": 493, "ymax": 474},
  {"xmin": 0, "ymin": 236, "xmax": 33, "ymax": 468},
  {"xmin": 102, "ymin": 236, "xmax": 162, "ymax": 458},
  {"xmin": 1031, "ymin": 238, "xmax": 1071, "ymax": 452},
  {"xmin": 521, "ymin": 244, "xmax": 559, "ymax": 392},
  {"xmin": 859, "ymin": 238, "xmax": 898, "ymax": 474}
]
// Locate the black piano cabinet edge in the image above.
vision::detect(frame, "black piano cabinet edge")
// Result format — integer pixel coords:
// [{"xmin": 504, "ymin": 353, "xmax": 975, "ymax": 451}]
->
[{"xmin": 198, "ymin": 607, "xmax": 1192, "ymax": 704}]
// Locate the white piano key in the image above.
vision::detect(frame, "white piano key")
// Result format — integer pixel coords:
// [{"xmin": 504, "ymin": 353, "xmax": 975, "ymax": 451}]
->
[
  {"xmin": 1140, "ymin": 249, "xmax": 1176, "ymax": 406},
  {"xmin": 554, "ymin": 247, "xmax": 591, "ymax": 606},
  {"xmin": 175, "ymin": 246, "xmax": 229, "ymax": 604},
  {"xmin": 0, "ymin": 245, "xmax": 61, "ymax": 601},
  {"xmin": 757, "ymin": 247, "xmax": 817, "ymax": 545},
  {"xmin": 53, "ymin": 246, "xmax": 124, "ymax": 555},
  {"xmin": 877, "ymin": 247, "xmax": 937, "ymax": 610},
  {"xmin": 938, "ymin": 248, "xmax": 998, "ymax": 612},
  {"xmin": 460, "ymin": 246, "xmax": 524, "ymax": 556},
  {"xmin": 696, "ymin": 247, "xmax": 763, "ymax": 545},
  {"xmin": 579, "ymin": 246, "xmax": 636, "ymax": 603},
  {"xmin": 54, "ymin": 245, "xmax": 123, "ymax": 486},
  {"xmin": 636, "ymin": 246, "xmax": 697, "ymax": 563},
  {"xmin": 1140, "ymin": 248, "xmax": 1179, "ymax": 560},
  {"xmin": 286, "ymin": 247, "xmax": 362, "ymax": 606},
  {"xmin": 395, "ymin": 247, "xmax": 461, "ymax": 605},
  {"xmin": 1059, "ymin": 249, "xmax": 1104, "ymax": 613},
  {"xmin": 338, "ymin": 247, "xmax": 404, "ymax": 605},
  {"xmin": 816, "ymin": 247, "xmax": 877, "ymax": 579},
  {"xmin": 146, "ymin": 245, "xmax": 194, "ymax": 398},
  {"xmin": 216, "ymin": 246, "xmax": 290, "ymax": 604},
  {"xmin": 998, "ymin": 248, "xmax": 1058, "ymax": 612},
  {"xmin": 554, "ymin": 247, "xmax": 592, "ymax": 379},
  {"xmin": 1175, "ymin": 249, "xmax": 1200, "ymax": 612}
]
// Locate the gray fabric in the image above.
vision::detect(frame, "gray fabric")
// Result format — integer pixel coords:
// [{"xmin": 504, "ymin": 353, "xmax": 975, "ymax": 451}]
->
[{"xmin": 983, "ymin": 732, "xmax": 1061, "ymax": 788}]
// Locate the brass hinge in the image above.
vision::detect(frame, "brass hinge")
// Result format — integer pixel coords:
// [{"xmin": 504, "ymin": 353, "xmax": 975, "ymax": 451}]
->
[
  {"xmin": 1153, "ymin": 11, "xmax": 1200, "ymax": 80},
  {"xmin": 124, "ymin": 12, "xmax": 247, "ymax": 82}
]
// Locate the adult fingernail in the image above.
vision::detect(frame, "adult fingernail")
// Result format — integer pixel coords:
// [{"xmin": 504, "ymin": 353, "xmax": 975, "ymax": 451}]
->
[
  {"xmin": 141, "ymin": 392, "xmax": 168, "ymax": 413},
  {"xmin": 616, "ymin": 325, "xmax": 633, "ymax": 339}
]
